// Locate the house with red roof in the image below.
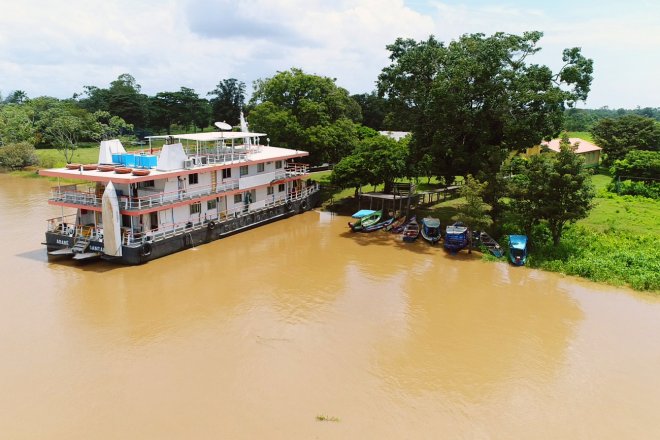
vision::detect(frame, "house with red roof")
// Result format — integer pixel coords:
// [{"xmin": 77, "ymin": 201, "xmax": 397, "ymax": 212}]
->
[{"xmin": 525, "ymin": 137, "xmax": 602, "ymax": 167}]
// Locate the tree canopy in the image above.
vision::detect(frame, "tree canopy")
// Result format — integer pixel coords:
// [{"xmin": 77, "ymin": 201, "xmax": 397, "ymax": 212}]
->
[
  {"xmin": 378, "ymin": 31, "xmax": 593, "ymax": 198},
  {"xmin": 248, "ymin": 68, "xmax": 362, "ymax": 164},
  {"xmin": 590, "ymin": 114, "xmax": 660, "ymax": 166},
  {"xmin": 504, "ymin": 135, "xmax": 595, "ymax": 245},
  {"xmin": 208, "ymin": 78, "xmax": 246, "ymax": 126}
]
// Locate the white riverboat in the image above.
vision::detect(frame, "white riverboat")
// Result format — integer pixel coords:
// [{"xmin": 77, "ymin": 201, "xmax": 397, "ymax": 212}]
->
[{"xmin": 39, "ymin": 129, "xmax": 320, "ymax": 265}]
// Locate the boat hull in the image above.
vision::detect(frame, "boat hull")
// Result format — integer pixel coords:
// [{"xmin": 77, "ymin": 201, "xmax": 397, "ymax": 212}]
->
[{"xmin": 45, "ymin": 194, "xmax": 320, "ymax": 265}]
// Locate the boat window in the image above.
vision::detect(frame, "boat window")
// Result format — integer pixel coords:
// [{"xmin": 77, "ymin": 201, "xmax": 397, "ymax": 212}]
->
[
  {"xmin": 188, "ymin": 173, "xmax": 199, "ymax": 185},
  {"xmin": 207, "ymin": 198, "xmax": 217, "ymax": 210},
  {"xmin": 257, "ymin": 163, "xmax": 265, "ymax": 173},
  {"xmin": 138, "ymin": 180, "xmax": 154, "ymax": 188},
  {"xmin": 267, "ymin": 187, "xmax": 274, "ymax": 195},
  {"xmin": 511, "ymin": 249, "xmax": 524, "ymax": 257},
  {"xmin": 240, "ymin": 166, "xmax": 248, "ymax": 176},
  {"xmin": 278, "ymin": 183, "xmax": 285, "ymax": 192},
  {"xmin": 222, "ymin": 168, "xmax": 231, "ymax": 179},
  {"xmin": 234, "ymin": 194, "xmax": 242, "ymax": 203},
  {"xmin": 190, "ymin": 202, "xmax": 201, "ymax": 214},
  {"xmin": 275, "ymin": 160, "xmax": 282, "ymax": 169}
]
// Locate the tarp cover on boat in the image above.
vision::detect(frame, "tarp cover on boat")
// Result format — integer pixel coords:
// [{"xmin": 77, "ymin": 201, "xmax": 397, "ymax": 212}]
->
[
  {"xmin": 157, "ymin": 143, "xmax": 188, "ymax": 171},
  {"xmin": 98, "ymin": 139, "xmax": 127, "ymax": 164},
  {"xmin": 351, "ymin": 209, "xmax": 376, "ymax": 218},
  {"xmin": 102, "ymin": 181, "xmax": 122, "ymax": 257}
]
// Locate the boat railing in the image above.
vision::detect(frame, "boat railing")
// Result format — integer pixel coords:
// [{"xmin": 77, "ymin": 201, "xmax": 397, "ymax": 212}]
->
[
  {"xmin": 127, "ymin": 185, "xmax": 318, "ymax": 246},
  {"xmin": 46, "ymin": 214, "xmax": 78, "ymax": 235},
  {"xmin": 50, "ymin": 185, "xmax": 101, "ymax": 207},
  {"xmin": 121, "ymin": 179, "xmax": 240, "ymax": 210},
  {"xmin": 285, "ymin": 163, "xmax": 309, "ymax": 175}
]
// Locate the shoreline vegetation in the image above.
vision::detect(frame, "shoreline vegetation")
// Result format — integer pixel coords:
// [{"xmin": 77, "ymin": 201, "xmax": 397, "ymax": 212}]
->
[{"xmin": 10, "ymin": 133, "xmax": 660, "ymax": 293}]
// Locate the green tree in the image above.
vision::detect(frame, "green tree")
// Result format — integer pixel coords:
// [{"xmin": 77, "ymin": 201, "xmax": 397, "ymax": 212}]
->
[
  {"xmin": 378, "ymin": 32, "xmax": 593, "ymax": 203},
  {"xmin": 93, "ymin": 111, "xmax": 134, "ymax": 140},
  {"xmin": 208, "ymin": 78, "xmax": 246, "ymax": 126},
  {"xmin": 0, "ymin": 104, "xmax": 37, "ymax": 145},
  {"xmin": 77, "ymin": 74, "xmax": 149, "ymax": 129},
  {"xmin": 40, "ymin": 106, "xmax": 98, "ymax": 163},
  {"xmin": 506, "ymin": 134, "xmax": 595, "ymax": 245},
  {"xmin": 330, "ymin": 134, "xmax": 408, "ymax": 193},
  {"xmin": 591, "ymin": 114, "xmax": 660, "ymax": 166},
  {"xmin": 0, "ymin": 141, "xmax": 38, "ymax": 169},
  {"xmin": 249, "ymin": 68, "xmax": 362, "ymax": 164},
  {"xmin": 455, "ymin": 175, "xmax": 493, "ymax": 252}
]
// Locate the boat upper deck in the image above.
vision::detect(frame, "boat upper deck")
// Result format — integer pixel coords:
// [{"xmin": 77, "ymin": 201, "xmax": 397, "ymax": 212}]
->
[{"xmin": 39, "ymin": 144, "xmax": 309, "ymax": 183}]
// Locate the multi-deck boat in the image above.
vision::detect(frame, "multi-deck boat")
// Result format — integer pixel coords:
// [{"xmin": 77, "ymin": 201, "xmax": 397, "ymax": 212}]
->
[{"xmin": 39, "ymin": 130, "xmax": 320, "ymax": 265}]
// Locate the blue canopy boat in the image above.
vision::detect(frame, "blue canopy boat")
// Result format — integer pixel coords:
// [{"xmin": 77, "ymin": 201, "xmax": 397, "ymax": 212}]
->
[
  {"xmin": 444, "ymin": 222, "xmax": 469, "ymax": 253},
  {"xmin": 348, "ymin": 210, "xmax": 382, "ymax": 232},
  {"xmin": 508, "ymin": 235, "xmax": 528, "ymax": 266},
  {"xmin": 421, "ymin": 217, "xmax": 441, "ymax": 245}
]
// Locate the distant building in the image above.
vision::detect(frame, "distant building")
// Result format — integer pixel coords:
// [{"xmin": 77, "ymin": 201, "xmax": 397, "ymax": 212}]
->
[
  {"xmin": 526, "ymin": 137, "xmax": 602, "ymax": 167},
  {"xmin": 379, "ymin": 131, "xmax": 410, "ymax": 141}
]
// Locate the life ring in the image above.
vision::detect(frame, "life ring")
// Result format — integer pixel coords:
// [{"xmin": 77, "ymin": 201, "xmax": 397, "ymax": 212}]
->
[
  {"xmin": 286, "ymin": 201, "xmax": 293, "ymax": 211},
  {"xmin": 141, "ymin": 242, "xmax": 152, "ymax": 257},
  {"xmin": 301, "ymin": 200, "xmax": 308, "ymax": 211},
  {"xmin": 239, "ymin": 217, "xmax": 245, "ymax": 227},
  {"xmin": 208, "ymin": 221, "xmax": 216, "ymax": 230}
]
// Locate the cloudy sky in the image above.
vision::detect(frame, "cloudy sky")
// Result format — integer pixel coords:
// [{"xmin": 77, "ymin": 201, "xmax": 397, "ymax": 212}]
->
[{"xmin": 1, "ymin": 0, "xmax": 658, "ymax": 108}]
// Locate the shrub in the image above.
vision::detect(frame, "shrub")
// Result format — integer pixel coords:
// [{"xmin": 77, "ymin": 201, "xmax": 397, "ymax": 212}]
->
[{"xmin": 0, "ymin": 142, "xmax": 38, "ymax": 169}]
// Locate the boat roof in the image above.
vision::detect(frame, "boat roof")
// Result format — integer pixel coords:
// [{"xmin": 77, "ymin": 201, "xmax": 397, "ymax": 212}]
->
[
  {"xmin": 146, "ymin": 131, "xmax": 267, "ymax": 142},
  {"xmin": 509, "ymin": 235, "xmax": 528, "ymax": 249},
  {"xmin": 422, "ymin": 217, "xmax": 440, "ymax": 227},
  {"xmin": 351, "ymin": 209, "xmax": 377, "ymax": 218},
  {"xmin": 446, "ymin": 224, "xmax": 467, "ymax": 233}
]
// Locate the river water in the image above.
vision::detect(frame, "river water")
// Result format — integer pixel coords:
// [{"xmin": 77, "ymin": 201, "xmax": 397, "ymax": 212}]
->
[{"xmin": 1, "ymin": 173, "xmax": 660, "ymax": 439}]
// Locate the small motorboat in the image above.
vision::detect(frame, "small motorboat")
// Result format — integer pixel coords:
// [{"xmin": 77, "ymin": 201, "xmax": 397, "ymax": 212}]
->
[
  {"xmin": 508, "ymin": 235, "xmax": 528, "ymax": 266},
  {"xmin": 82, "ymin": 164, "xmax": 98, "ymax": 171},
  {"xmin": 402, "ymin": 216, "xmax": 420, "ymax": 242},
  {"xmin": 65, "ymin": 163, "xmax": 82, "ymax": 170},
  {"xmin": 97, "ymin": 165, "xmax": 115, "ymax": 172},
  {"xmin": 362, "ymin": 217, "xmax": 394, "ymax": 232},
  {"xmin": 114, "ymin": 167, "xmax": 133, "ymax": 174},
  {"xmin": 348, "ymin": 210, "xmax": 382, "ymax": 232},
  {"xmin": 478, "ymin": 231, "xmax": 504, "ymax": 258},
  {"xmin": 421, "ymin": 217, "xmax": 441, "ymax": 245},
  {"xmin": 444, "ymin": 222, "xmax": 469, "ymax": 253},
  {"xmin": 385, "ymin": 215, "xmax": 406, "ymax": 232}
]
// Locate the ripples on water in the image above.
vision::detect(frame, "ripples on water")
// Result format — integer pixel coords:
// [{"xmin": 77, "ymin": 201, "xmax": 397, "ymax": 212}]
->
[{"xmin": 1, "ymin": 174, "xmax": 660, "ymax": 439}]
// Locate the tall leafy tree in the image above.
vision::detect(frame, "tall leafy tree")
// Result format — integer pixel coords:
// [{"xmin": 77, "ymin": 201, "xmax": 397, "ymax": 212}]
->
[
  {"xmin": 330, "ymin": 134, "xmax": 408, "ymax": 193},
  {"xmin": 249, "ymin": 68, "xmax": 362, "ymax": 164},
  {"xmin": 378, "ymin": 32, "xmax": 593, "ymax": 203},
  {"xmin": 208, "ymin": 78, "xmax": 246, "ymax": 126},
  {"xmin": 77, "ymin": 74, "xmax": 149, "ymax": 129},
  {"xmin": 40, "ymin": 105, "xmax": 98, "ymax": 163},
  {"xmin": 455, "ymin": 175, "xmax": 493, "ymax": 252},
  {"xmin": 505, "ymin": 135, "xmax": 595, "ymax": 245},
  {"xmin": 591, "ymin": 114, "xmax": 660, "ymax": 165}
]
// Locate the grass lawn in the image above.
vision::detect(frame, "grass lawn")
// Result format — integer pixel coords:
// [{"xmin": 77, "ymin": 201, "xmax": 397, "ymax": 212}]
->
[
  {"xmin": 566, "ymin": 131, "xmax": 594, "ymax": 142},
  {"xmin": 579, "ymin": 174, "xmax": 660, "ymax": 236}
]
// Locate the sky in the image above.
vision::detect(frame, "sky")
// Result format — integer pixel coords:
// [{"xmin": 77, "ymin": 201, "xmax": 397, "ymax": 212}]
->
[{"xmin": 1, "ymin": 0, "xmax": 658, "ymax": 109}]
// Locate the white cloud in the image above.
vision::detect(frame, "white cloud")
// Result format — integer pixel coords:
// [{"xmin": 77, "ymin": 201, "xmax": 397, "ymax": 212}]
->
[{"xmin": 0, "ymin": 0, "xmax": 657, "ymax": 108}]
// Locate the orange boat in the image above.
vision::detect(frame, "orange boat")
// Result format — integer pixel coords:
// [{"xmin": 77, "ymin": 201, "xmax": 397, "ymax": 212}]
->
[
  {"xmin": 132, "ymin": 169, "xmax": 151, "ymax": 176},
  {"xmin": 97, "ymin": 165, "xmax": 115, "ymax": 172},
  {"xmin": 82, "ymin": 164, "xmax": 98, "ymax": 171},
  {"xmin": 65, "ymin": 163, "xmax": 82, "ymax": 170},
  {"xmin": 114, "ymin": 167, "xmax": 133, "ymax": 174}
]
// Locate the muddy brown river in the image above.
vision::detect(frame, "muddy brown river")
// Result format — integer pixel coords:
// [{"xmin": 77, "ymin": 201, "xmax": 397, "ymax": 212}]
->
[{"xmin": 1, "ymin": 173, "xmax": 659, "ymax": 439}]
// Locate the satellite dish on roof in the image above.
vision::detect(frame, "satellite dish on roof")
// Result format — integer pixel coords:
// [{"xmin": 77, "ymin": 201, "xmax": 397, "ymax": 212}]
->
[{"xmin": 214, "ymin": 121, "xmax": 232, "ymax": 131}]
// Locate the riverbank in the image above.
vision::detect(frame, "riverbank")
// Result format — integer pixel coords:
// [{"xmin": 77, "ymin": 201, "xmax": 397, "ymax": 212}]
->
[
  {"xmin": 316, "ymin": 171, "xmax": 660, "ymax": 293},
  {"xmin": 17, "ymin": 148, "xmax": 660, "ymax": 292}
]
